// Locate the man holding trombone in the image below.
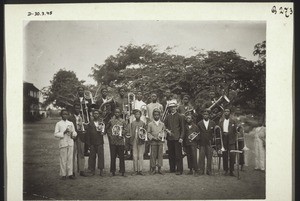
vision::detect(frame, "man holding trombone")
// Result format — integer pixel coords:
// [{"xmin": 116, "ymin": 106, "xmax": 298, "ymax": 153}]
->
[{"xmin": 219, "ymin": 107, "xmax": 237, "ymax": 176}]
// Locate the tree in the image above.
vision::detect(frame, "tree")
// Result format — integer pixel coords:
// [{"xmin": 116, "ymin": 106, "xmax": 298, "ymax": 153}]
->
[
  {"xmin": 91, "ymin": 43, "xmax": 265, "ymax": 114},
  {"xmin": 44, "ymin": 69, "xmax": 85, "ymax": 109}
]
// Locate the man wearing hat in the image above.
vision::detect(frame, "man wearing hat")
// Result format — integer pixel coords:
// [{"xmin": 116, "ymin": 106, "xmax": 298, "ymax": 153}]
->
[
  {"xmin": 197, "ymin": 109, "xmax": 216, "ymax": 175},
  {"xmin": 178, "ymin": 94, "xmax": 194, "ymax": 116},
  {"xmin": 164, "ymin": 101, "xmax": 185, "ymax": 175}
]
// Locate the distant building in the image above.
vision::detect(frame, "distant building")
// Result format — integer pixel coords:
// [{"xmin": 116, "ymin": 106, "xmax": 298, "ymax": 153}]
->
[{"xmin": 23, "ymin": 81, "xmax": 41, "ymax": 121}]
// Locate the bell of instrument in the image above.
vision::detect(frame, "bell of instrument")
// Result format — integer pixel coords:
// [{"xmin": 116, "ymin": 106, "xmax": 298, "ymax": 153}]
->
[
  {"xmin": 158, "ymin": 130, "xmax": 165, "ymax": 141},
  {"xmin": 112, "ymin": 125, "xmax": 123, "ymax": 137},
  {"xmin": 214, "ymin": 125, "xmax": 226, "ymax": 152},
  {"xmin": 208, "ymin": 95, "xmax": 230, "ymax": 120},
  {"xmin": 138, "ymin": 127, "xmax": 148, "ymax": 141},
  {"xmin": 96, "ymin": 122, "xmax": 105, "ymax": 133}
]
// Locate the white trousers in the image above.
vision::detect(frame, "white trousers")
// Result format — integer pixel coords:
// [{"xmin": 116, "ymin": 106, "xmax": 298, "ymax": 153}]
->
[
  {"xmin": 59, "ymin": 146, "xmax": 74, "ymax": 176},
  {"xmin": 254, "ymin": 138, "xmax": 265, "ymax": 170},
  {"xmin": 132, "ymin": 142, "xmax": 145, "ymax": 172}
]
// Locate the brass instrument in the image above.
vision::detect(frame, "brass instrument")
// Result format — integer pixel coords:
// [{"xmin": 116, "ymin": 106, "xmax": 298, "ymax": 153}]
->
[
  {"xmin": 79, "ymin": 96, "xmax": 90, "ymax": 125},
  {"xmin": 213, "ymin": 125, "xmax": 226, "ymax": 152},
  {"xmin": 140, "ymin": 104, "xmax": 147, "ymax": 116},
  {"xmin": 162, "ymin": 102, "xmax": 170, "ymax": 121},
  {"xmin": 76, "ymin": 115, "xmax": 86, "ymax": 132},
  {"xmin": 158, "ymin": 129, "xmax": 166, "ymax": 142},
  {"xmin": 137, "ymin": 127, "xmax": 148, "ymax": 141},
  {"xmin": 230, "ymin": 128, "xmax": 243, "ymax": 180},
  {"xmin": 128, "ymin": 93, "xmax": 135, "ymax": 115},
  {"xmin": 112, "ymin": 125, "xmax": 123, "ymax": 137},
  {"xmin": 188, "ymin": 132, "xmax": 200, "ymax": 141},
  {"xmin": 236, "ymin": 124, "xmax": 249, "ymax": 151},
  {"xmin": 99, "ymin": 98, "xmax": 115, "ymax": 121},
  {"xmin": 208, "ymin": 95, "xmax": 230, "ymax": 121},
  {"xmin": 95, "ymin": 121, "xmax": 105, "ymax": 133}
]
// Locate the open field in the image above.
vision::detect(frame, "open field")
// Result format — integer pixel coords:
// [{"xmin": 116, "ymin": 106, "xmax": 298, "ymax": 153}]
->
[{"xmin": 23, "ymin": 118, "xmax": 265, "ymax": 200}]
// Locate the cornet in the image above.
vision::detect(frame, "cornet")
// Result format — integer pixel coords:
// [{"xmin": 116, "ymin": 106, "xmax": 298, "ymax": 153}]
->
[
  {"xmin": 188, "ymin": 132, "xmax": 200, "ymax": 141},
  {"xmin": 236, "ymin": 124, "xmax": 249, "ymax": 151},
  {"xmin": 112, "ymin": 125, "xmax": 123, "ymax": 137},
  {"xmin": 158, "ymin": 129, "xmax": 166, "ymax": 142},
  {"xmin": 95, "ymin": 121, "xmax": 105, "ymax": 133},
  {"xmin": 137, "ymin": 127, "xmax": 148, "ymax": 141}
]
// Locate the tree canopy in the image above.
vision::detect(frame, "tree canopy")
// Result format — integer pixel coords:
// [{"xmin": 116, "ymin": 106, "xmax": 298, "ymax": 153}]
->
[{"xmin": 90, "ymin": 42, "xmax": 266, "ymax": 114}]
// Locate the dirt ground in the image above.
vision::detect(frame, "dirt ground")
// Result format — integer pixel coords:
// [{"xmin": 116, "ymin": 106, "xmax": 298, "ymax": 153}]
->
[{"xmin": 23, "ymin": 118, "xmax": 265, "ymax": 200}]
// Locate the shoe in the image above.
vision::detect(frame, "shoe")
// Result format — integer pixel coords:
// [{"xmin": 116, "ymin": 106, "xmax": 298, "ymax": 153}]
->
[
  {"xmin": 150, "ymin": 169, "xmax": 156, "ymax": 175},
  {"xmin": 157, "ymin": 167, "xmax": 164, "ymax": 175},
  {"xmin": 60, "ymin": 176, "xmax": 67, "ymax": 180},
  {"xmin": 121, "ymin": 172, "xmax": 127, "ymax": 177},
  {"xmin": 187, "ymin": 170, "xmax": 193, "ymax": 175},
  {"xmin": 194, "ymin": 171, "xmax": 199, "ymax": 177},
  {"xmin": 138, "ymin": 171, "xmax": 145, "ymax": 176},
  {"xmin": 79, "ymin": 171, "xmax": 88, "ymax": 177},
  {"xmin": 111, "ymin": 172, "xmax": 115, "ymax": 176},
  {"xmin": 99, "ymin": 170, "xmax": 103, "ymax": 176},
  {"xmin": 229, "ymin": 172, "xmax": 235, "ymax": 177},
  {"xmin": 68, "ymin": 175, "xmax": 76, "ymax": 179},
  {"xmin": 223, "ymin": 171, "xmax": 228, "ymax": 176},
  {"xmin": 206, "ymin": 171, "xmax": 211, "ymax": 175},
  {"xmin": 170, "ymin": 170, "xmax": 176, "ymax": 173},
  {"xmin": 175, "ymin": 172, "xmax": 183, "ymax": 175},
  {"xmin": 131, "ymin": 171, "xmax": 138, "ymax": 176}
]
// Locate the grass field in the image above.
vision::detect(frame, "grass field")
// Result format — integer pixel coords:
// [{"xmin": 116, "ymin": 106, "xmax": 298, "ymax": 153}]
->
[{"xmin": 23, "ymin": 117, "xmax": 265, "ymax": 200}]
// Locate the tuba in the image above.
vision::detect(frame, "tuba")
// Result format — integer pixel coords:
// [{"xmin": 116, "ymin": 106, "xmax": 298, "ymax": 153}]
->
[
  {"xmin": 137, "ymin": 127, "xmax": 148, "ymax": 141},
  {"xmin": 188, "ymin": 132, "xmax": 200, "ymax": 141},
  {"xmin": 208, "ymin": 95, "xmax": 230, "ymax": 121},
  {"xmin": 112, "ymin": 125, "xmax": 123, "ymax": 137},
  {"xmin": 236, "ymin": 124, "xmax": 249, "ymax": 151}
]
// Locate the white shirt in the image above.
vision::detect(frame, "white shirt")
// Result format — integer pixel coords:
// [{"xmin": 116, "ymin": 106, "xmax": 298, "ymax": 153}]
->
[
  {"xmin": 134, "ymin": 100, "xmax": 147, "ymax": 111},
  {"xmin": 154, "ymin": 120, "xmax": 160, "ymax": 126},
  {"xmin": 203, "ymin": 119, "xmax": 209, "ymax": 130},
  {"xmin": 54, "ymin": 120, "xmax": 77, "ymax": 148},
  {"xmin": 223, "ymin": 119, "xmax": 230, "ymax": 132}
]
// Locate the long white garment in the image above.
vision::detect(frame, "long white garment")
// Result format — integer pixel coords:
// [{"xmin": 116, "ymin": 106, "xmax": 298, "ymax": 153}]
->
[{"xmin": 254, "ymin": 126, "xmax": 266, "ymax": 170}]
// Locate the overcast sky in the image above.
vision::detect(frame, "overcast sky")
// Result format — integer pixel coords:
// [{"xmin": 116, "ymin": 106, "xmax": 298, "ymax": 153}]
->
[{"xmin": 24, "ymin": 21, "xmax": 266, "ymax": 89}]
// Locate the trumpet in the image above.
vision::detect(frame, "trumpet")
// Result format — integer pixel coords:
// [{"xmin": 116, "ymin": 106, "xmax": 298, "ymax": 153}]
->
[
  {"xmin": 137, "ymin": 127, "xmax": 148, "ymax": 141},
  {"xmin": 236, "ymin": 124, "xmax": 250, "ymax": 151},
  {"xmin": 112, "ymin": 125, "xmax": 123, "ymax": 137},
  {"xmin": 213, "ymin": 125, "xmax": 226, "ymax": 152},
  {"xmin": 95, "ymin": 121, "xmax": 105, "ymax": 133},
  {"xmin": 188, "ymin": 132, "xmax": 200, "ymax": 141}
]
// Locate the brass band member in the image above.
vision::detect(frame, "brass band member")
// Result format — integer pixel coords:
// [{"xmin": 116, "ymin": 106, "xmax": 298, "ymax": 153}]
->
[
  {"xmin": 219, "ymin": 107, "xmax": 237, "ymax": 176},
  {"xmin": 183, "ymin": 115, "xmax": 200, "ymax": 176},
  {"xmin": 68, "ymin": 104, "xmax": 89, "ymax": 177},
  {"xmin": 147, "ymin": 108, "xmax": 165, "ymax": 175},
  {"xmin": 75, "ymin": 86, "xmax": 92, "ymax": 157},
  {"xmin": 96, "ymin": 87, "xmax": 115, "ymax": 124},
  {"xmin": 197, "ymin": 109, "xmax": 216, "ymax": 175},
  {"xmin": 86, "ymin": 110, "xmax": 105, "ymax": 176},
  {"xmin": 178, "ymin": 94, "xmax": 194, "ymax": 116},
  {"xmin": 115, "ymin": 87, "xmax": 129, "ymax": 119},
  {"xmin": 164, "ymin": 102, "xmax": 185, "ymax": 175},
  {"xmin": 145, "ymin": 93, "xmax": 163, "ymax": 158},
  {"xmin": 131, "ymin": 90, "xmax": 147, "ymax": 123},
  {"xmin": 106, "ymin": 108, "xmax": 127, "ymax": 177},
  {"xmin": 128, "ymin": 109, "xmax": 147, "ymax": 175}
]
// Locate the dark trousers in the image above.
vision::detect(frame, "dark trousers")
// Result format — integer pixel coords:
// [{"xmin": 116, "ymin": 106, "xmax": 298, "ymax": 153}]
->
[
  {"xmin": 185, "ymin": 145, "xmax": 198, "ymax": 171},
  {"xmin": 199, "ymin": 145, "xmax": 213, "ymax": 173},
  {"xmin": 89, "ymin": 144, "xmax": 104, "ymax": 172},
  {"xmin": 222, "ymin": 142, "xmax": 235, "ymax": 172},
  {"xmin": 144, "ymin": 141, "xmax": 150, "ymax": 155},
  {"xmin": 167, "ymin": 140, "xmax": 183, "ymax": 173},
  {"xmin": 110, "ymin": 144, "xmax": 125, "ymax": 173}
]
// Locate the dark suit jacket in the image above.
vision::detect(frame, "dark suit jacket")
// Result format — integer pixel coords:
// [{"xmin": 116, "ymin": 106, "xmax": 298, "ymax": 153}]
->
[
  {"xmin": 86, "ymin": 120, "xmax": 104, "ymax": 145},
  {"xmin": 164, "ymin": 112, "xmax": 185, "ymax": 141},
  {"xmin": 197, "ymin": 119, "xmax": 216, "ymax": 146},
  {"xmin": 183, "ymin": 123, "xmax": 200, "ymax": 146},
  {"xmin": 219, "ymin": 118, "xmax": 237, "ymax": 145},
  {"xmin": 68, "ymin": 114, "xmax": 85, "ymax": 142}
]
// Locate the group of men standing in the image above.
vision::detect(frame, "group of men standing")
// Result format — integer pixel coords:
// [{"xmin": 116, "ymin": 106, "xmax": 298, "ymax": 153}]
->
[{"xmin": 54, "ymin": 86, "xmax": 248, "ymax": 179}]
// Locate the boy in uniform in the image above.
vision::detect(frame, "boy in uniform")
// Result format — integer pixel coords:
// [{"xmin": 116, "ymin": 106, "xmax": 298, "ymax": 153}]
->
[
  {"xmin": 128, "ymin": 109, "xmax": 147, "ymax": 175},
  {"xmin": 147, "ymin": 108, "xmax": 165, "ymax": 175}
]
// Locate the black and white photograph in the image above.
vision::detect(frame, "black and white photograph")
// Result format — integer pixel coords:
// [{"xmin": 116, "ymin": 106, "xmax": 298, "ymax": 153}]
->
[{"xmin": 5, "ymin": 3, "xmax": 293, "ymax": 201}]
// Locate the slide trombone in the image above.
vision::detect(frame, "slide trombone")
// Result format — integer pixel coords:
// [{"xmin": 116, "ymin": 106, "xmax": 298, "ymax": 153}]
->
[{"xmin": 236, "ymin": 124, "xmax": 250, "ymax": 151}]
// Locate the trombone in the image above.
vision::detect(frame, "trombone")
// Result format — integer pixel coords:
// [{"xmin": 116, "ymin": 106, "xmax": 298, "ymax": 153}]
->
[
  {"xmin": 213, "ymin": 125, "xmax": 226, "ymax": 152},
  {"xmin": 128, "ymin": 93, "xmax": 135, "ymax": 116},
  {"xmin": 236, "ymin": 124, "xmax": 250, "ymax": 151}
]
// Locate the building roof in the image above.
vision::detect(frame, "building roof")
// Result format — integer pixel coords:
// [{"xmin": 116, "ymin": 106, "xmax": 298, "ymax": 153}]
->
[{"xmin": 24, "ymin": 81, "xmax": 39, "ymax": 92}]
